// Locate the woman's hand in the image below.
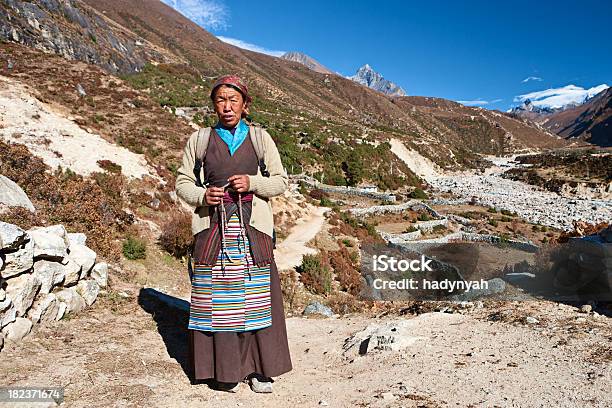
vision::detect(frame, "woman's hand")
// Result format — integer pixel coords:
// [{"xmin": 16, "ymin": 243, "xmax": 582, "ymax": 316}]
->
[
  {"xmin": 204, "ymin": 186, "xmax": 225, "ymax": 205},
  {"xmin": 228, "ymin": 174, "xmax": 250, "ymax": 193}
]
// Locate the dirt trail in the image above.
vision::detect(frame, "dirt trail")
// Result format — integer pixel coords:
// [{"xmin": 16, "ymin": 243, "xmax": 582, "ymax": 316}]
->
[
  {"xmin": 274, "ymin": 205, "xmax": 329, "ymax": 271},
  {"xmin": 0, "ymin": 289, "xmax": 610, "ymax": 408}
]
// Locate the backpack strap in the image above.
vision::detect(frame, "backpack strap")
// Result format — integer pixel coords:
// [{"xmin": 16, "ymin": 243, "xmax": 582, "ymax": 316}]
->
[
  {"xmin": 249, "ymin": 125, "xmax": 270, "ymax": 177},
  {"xmin": 193, "ymin": 127, "xmax": 211, "ymax": 187}
]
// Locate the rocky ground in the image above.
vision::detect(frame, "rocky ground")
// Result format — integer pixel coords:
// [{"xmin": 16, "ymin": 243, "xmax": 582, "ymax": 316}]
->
[
  {"xmin": 0, "ymin": 282, "xmax": 610, "ymax": 408},
  {"xmin": 428, "ymin": 156, "xmax": 612, "ymax": 230}
]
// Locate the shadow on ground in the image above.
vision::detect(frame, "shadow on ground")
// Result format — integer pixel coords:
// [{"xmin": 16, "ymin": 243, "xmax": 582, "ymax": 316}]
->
[{"xmin": 138, "ymin": 288, "xmax": 193, "ymax": 381}]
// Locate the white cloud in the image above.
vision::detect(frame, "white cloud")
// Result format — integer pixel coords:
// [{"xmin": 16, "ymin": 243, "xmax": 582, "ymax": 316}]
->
[
  {"xmin": 514, "ymin": 84, "xmax": 609, "ymax": 109},
  {"xmin": 457, "ymin": 99, "xmax": 491, "ymax": 106},
  {"xmin": 522, "ymin": 76, "xmax": 543, "ymax": 83},
  {"xmin": 160, "ymin": 0, "xmax": 229, "ymax": 30},
  {"xmin": 216, "ymin": 36, "xmax": 285, "ymax": 57}
]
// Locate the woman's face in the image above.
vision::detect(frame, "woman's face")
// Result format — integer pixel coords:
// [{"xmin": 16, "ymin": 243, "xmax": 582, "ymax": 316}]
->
[{"xmin": 213, "ymin": 85, "xmax": 247, "ymax": 128}]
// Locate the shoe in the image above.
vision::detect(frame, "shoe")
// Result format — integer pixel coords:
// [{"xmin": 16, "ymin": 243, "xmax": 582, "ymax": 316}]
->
[
  {"xmin": 215, "ymin": 381, "xmax": 240, "ymax": 393},
  {"xmin": 249, "ymin": 376, "xmax": 273, "ymax": 393}
]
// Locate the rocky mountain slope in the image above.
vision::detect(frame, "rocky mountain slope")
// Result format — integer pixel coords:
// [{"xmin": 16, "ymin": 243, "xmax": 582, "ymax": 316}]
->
[
  {"xmin": 0, "ymin": 0, "xmax": 180, "ymax": 73},
  {"xmin": 348, "ymin": 63, "xmax": 406, "ymax": 97},
  {"xmin": 541, "ymin": 87, "xmax": 612, "ymax": 147},
  {"xmin": 280, "ymin": 51, "xmax": 334, "ymax": 75},
  {"xmin": 509, "ymin": 85, "xmax": 611, "ymax": 147}
]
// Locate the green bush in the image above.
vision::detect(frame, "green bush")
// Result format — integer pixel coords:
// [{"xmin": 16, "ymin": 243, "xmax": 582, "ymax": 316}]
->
[
  {"xmin": 123, "ymin": 236, "xmax": 147, "ymax": 260},
  {"xmin": 487, "ymin": 207, "xmax": 497, "ymax": 213},
  {"xmin": 488, "ymin": 219, "xmax": 498, "ymax": 227},
  {"xmin": 417, "ymin": 213, "xmax": 431, "ymax": 221},
  {"xmin": 409, "ymin": 188, "xmax": 428, "ymax": 199}
]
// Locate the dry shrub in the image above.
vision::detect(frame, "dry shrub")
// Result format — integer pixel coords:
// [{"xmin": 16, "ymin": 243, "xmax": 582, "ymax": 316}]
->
[
  {"xmin": 279, "ymin": 269, "xmax": 299, "ymax": 310},
  {"xmin": 329, "ymin": 242, "xmax": 362, "ymax": 296},
  {"xmin": 0, "ymin": 206, "xmax": 43, "ymax": 230},
  {"xmin": 0, "ymin": 141, "xmax": 134, "ymax": 260},
  {"xmin": 158, "ymin": 210, "xmax": 193, "ymax": 258},
  {"xmin": 307, "ymin": 188, "xmax": 328, "ymax": 200},
  {"xmin": 325, "ymin": 292, "xmax": 367, "ymax": 315},
  {"xmin": 298, "ymin": 252, "xmax": 333, "ymax": 295}
]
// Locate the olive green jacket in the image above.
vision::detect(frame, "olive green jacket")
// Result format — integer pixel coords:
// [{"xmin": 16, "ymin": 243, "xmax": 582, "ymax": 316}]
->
[{"xmin": 174, "ymin": 126, "xmax": 288, "ymax": 238}]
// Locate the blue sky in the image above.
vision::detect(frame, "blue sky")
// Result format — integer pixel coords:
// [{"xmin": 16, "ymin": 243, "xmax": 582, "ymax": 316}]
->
[{"xmin": 161, "ymin": 0, "xmax": 611, "ymax": 111}]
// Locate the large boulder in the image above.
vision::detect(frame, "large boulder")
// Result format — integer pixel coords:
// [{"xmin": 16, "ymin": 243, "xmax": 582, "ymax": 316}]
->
[
  {"xmin": 67, "ymin": 233, "xmax": 87, "ymax": 246},
  {"xmin": 32, "ymin": 260, "xmax": 66, "ymax": 294},
  {"xmin": 0, "ymin": 302, "xmax": 16, "ymax": 329},
  {"xmin": 1, "ymin": 317, "xmax": 33, "ymax": 342},
  {"xmin": 0, "ymin": 175, "xmax": 35, "ymax": 213},
  {"xmin": 67, "ymin": 244, "xmax": 96, "ymax": 279},
  {"xmin": 76, "ymin": 280, "xmax": 99, "ymax": 306},
  {"xmin": 5, "ymin": 273, "xmax": 41, "ymax": 316},
  {"xmin": 303, "ymin": 301, "xmax": 333, "ymax": 318},
  {"xmin": 55, "ymin": 288, "xmax": 86, "ymax": 314},
  {"xmin": 0, "ymin": 222, "xmax": 29, "ymax": 251},
  {"xmin": 1, "ymin": 238, "xmax": 34, "ymax": 279},
  {"xmin": 30, "ymin": 225, "xmax": 70, "ymax": 248},
  {"xmin": 28, "ymin": 293, "xmax": 59, "ymax": 323},
  {"xmin": 27, "ymin": 228, "xmax": 68, "ymax": 261},
  {"xmin": 91, "ymin": 262, "xmax": 108, "ymax": 288},
  {"xmin": 56, "ymin": 302, "xmax": 67, "ymax": 321},
  {"xmin": 62, "ymin": 258, "xmax": 82, "ymax": 287}
]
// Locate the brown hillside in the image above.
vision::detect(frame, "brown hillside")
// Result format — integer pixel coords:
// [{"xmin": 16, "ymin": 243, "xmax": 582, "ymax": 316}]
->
[{"xmin": 542, "ymin": 88, "xmax": 612, "ymax": 147}]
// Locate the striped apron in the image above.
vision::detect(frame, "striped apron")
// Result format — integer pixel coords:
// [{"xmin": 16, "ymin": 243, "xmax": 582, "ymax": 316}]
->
[{"xmin": 188, "ymin": 212, "xmax": 273, "ymax": 332}]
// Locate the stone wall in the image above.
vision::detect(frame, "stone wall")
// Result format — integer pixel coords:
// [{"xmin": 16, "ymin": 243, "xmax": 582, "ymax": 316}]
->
[{"xmin": 0, "ymin": 222, "xmax": 107, "ymax": 351}]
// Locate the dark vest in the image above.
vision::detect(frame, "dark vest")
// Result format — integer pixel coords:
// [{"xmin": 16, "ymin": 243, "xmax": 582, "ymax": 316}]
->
[{"xmin": 192, "ymin": 129, "xmax": 274, "ymax": 266}]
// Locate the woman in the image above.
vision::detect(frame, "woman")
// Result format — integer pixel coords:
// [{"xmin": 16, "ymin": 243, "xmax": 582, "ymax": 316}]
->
[{"xmin": 175, "ymin": 75, "xmax": 292, "ymax": 393}]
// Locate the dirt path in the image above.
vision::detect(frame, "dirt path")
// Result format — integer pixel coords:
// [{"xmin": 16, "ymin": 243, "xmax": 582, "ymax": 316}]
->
[
  {"xmin": 274, "ymin": 206, "xmax": 329, "ymax": 271},
  {"xmin": 1, "ymin": 288, "xmax": 609, "ymax": 408}
]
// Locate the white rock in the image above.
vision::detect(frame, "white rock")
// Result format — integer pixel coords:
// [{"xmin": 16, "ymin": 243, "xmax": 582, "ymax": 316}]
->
[
  {"xmin": 525, "ymin": 316, "xmax": 539, "ymax": 324},
  {"xmin": 56, "ymin": 301, "xmax": 67, "ymax": 321},
  {"xmin": 76, "ymin": 280, "xmax": 100, "ymax": 306},
  {"xmin": 91, "ymin": 262, "xmax": 108, "ymax": 287},
  {"xmin": 5, "ymin": 273, "xmax": 41, "ymax": 316},
  {"xmin": 55, "ymin": 288, "xmax": 86, "ymax": 314},
  {"xmin": 30, "ymin": 225, "xmax": 70, "ymax": 247},
  {"xmin": 343, "ymin": 315, "xmax": 447, "ymax": 356},
  {"xmin": 0, "ymin": 297, "xmax": 10, "ymax": 312},
  {"xmin": 28, "ymin": 293, "xmax": 59, "ymax": 323},
  {"xmin": 0, "ymin": 303, "xmax": 16, "ymax": 329},
  {"xmin": 62, "ymin": 258, "xmax": 82, "ymax": 287},
  {"xmin": 0, "ymin": 221, "xmax": 29, "ymax": 250},
  {"xmin": 32, "ymin": 260, "xmax": 65, "ymax": 294},
  {"xmin": 2, "ymin": 317, "xmax": 33, "ymax": 341},
  {"xmin": 0, "ymin": 175, "xmax": 35, "ymax": 213},
  {"xmin": 1, "ymin": 238, "xmax": 34, "ymax": 278},
  {"xmin": 67, "ymin": 232, "xmax": 87, "ymax": 246},
  {"xmin": 68, "ymin": 244, "xmax": 96, "ymax": 278},
  {"xmin": 27, "ymin": 228, "xmax": 68, "ymax": 261}
]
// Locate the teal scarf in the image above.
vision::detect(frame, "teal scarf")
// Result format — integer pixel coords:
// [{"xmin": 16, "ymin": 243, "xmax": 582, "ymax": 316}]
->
[{"xmin": 214, "ymin": 119, "xmax": 249, "ymax": 156}]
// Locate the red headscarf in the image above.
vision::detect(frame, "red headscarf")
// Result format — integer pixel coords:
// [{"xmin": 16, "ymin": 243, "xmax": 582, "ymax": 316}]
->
[{"xmin": 210, "ymin": 74, "xmax": 252, "ymax": 105}]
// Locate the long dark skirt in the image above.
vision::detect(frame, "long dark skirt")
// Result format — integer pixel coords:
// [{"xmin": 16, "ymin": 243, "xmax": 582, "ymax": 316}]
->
[{"xmin": 188, "ymin": 258, "xmax": 293, "ymax": 383}]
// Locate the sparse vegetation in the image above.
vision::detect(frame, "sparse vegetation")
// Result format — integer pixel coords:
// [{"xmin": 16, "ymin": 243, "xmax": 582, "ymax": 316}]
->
[
  {"xmin": 298, "ymin": 253, "xmax": 332, "ymax": 295},
  {"xmin": 122, "ymin": 236, "xmax": 147, "ymax": 260}
]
